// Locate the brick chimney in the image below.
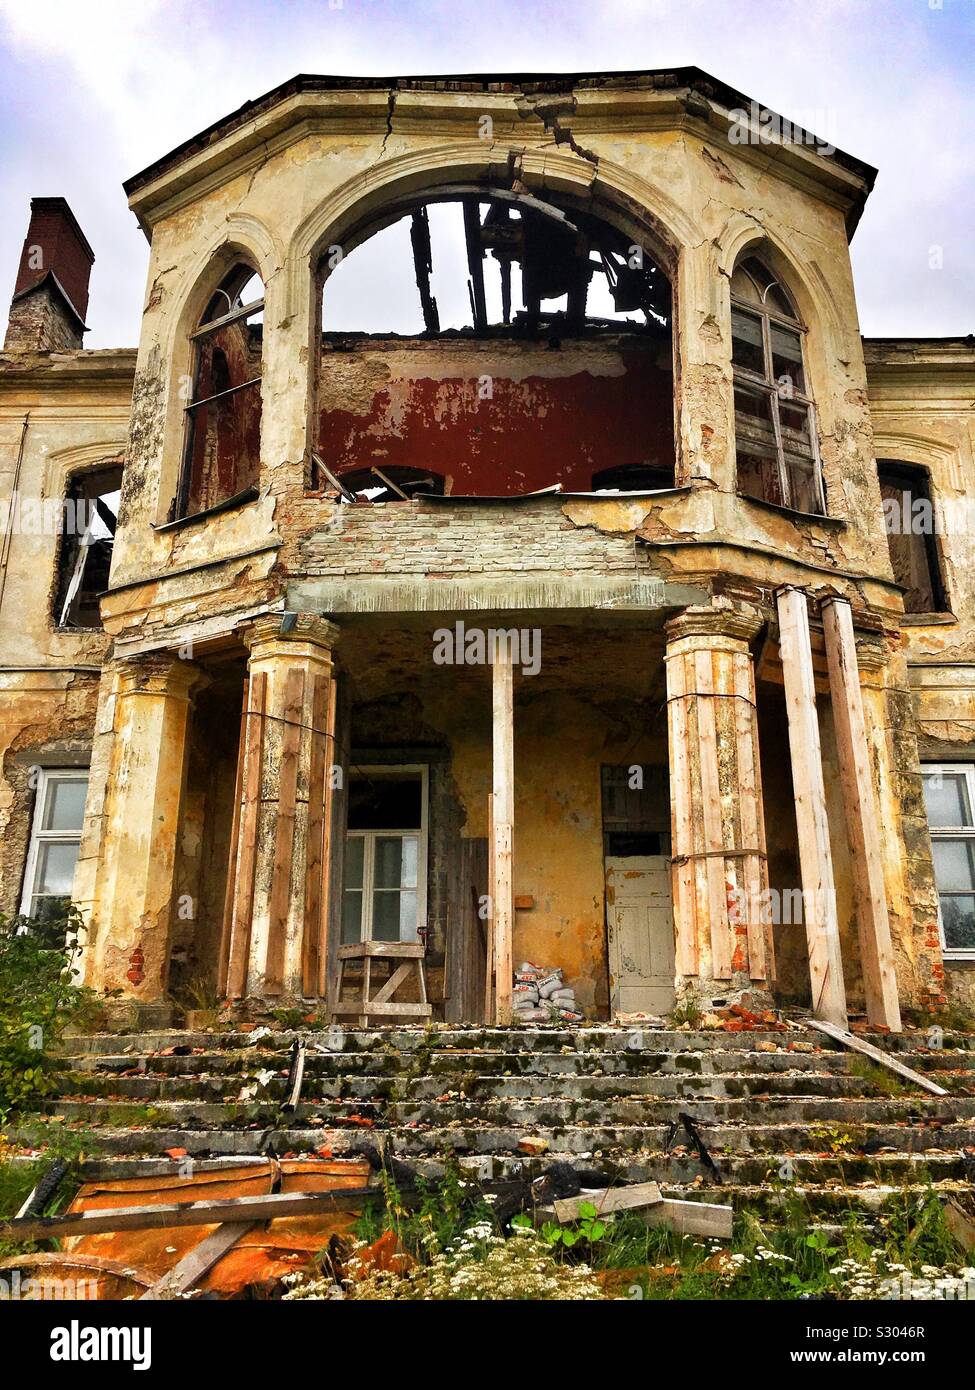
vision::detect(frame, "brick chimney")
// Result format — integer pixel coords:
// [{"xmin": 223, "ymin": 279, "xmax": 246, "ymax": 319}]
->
[{"xmin": 4, "ymin": 198, "xmax": 95, "ymax": 352}]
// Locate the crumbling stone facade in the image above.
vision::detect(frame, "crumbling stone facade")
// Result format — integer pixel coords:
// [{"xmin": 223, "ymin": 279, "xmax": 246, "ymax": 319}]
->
[{"xmin": 1, "ymin": 70, "xmax": 972, "ymax": 1029}]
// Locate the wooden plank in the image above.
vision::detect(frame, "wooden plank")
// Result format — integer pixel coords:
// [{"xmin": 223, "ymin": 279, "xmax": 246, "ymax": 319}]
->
[
  {"xmin": 549, "ymin": 1183, "xmax": 663, "ymax": 1223},
  {"xmin": 944, "ymin": 1199, "xmax": 975, "ymax": 1254},
  {"xmin": 644, "ymin": 1198, "xmax": 733, "ymax": 1239},
  {"xmin": 370, "ymin": 961, "xmax": 414, "ymax": 1004},
  {"xmin": 330, "ymin": 999, "xmax": 432, "ymax": 1017},
  {"xmin": 317, "ymin": 674, "xmax": 338, "ymax": 998},
  {"xmin": 806, "ymin": 1019, "xmax": 948, "ymax": 1096},
  {"xmin": 303, "ymin": 671, "xmax": 329, "ymax": 996},
  {"xmin": 485, "ymin": 793, "xmax": 496, "ymax": 1024},
  {"xmin": 336, "ymin": 941, "xmax": 425, "ymax": 959},
  {"xmin": 695, "ymin": 648, "xmax": 732, "ymax": 977},
  {"xmin": 266, "ymin": 665, "xmax": 305, "ymax": 993},
  {"xmin": 776, "ymin": 587, "xmax": 847, "ymax": 1027},
  {"xmin": 0, "ymin": 1188, "xmax": 376, "ymax": 1243},
  {"xmin": 822, "ymin": 599, "xmax": 901, "ymax": 1031},
  {"xmin": 492, "ymin": 648, "xmax": 515, "ymax": 1025},
  {"xmin": 666, "ymin": 646, "xmax": 698, "ymax": 975},
  {"xmin": 140, "ymin": 1222, "xmax": 254, "ymax": 1300},
  {"xmin": 217, "ymin": 700, "xmax": 248, "ymax": 996},
  {"xmin": 226, "ymin": 671, "xmax": 266, "ymax": 999},
  {"xmin": 733, "ymin": 651, "xmax": 770, "ymax": 982}
]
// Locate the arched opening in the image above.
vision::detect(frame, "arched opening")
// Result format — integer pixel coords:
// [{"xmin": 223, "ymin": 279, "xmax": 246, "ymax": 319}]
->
[
  {"xmin": 176, "ymin": 264, "xmax": 264, "ymax": 520},
  {"xmin": 877, "ymin": 458, "xmax": 947, "ymax": 614},
  {"xmin": 731, "ymin": 252, "xmax": 824, "ymax": 515},
  {"xmin": 313, "ymin": 187, "xmax": 675, "ymax": 497}
]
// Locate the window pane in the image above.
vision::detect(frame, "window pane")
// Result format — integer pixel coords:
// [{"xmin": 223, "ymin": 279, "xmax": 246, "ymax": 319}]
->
[
  {"xmin": 731, "ymin": 308, "xmax": 765, "ymax": 375},
  {"xmin": 399, "ymin": 888, "xmax": 418, "ymax": 942},
  {"xmin": 35, "ymin": 841, "xmax": 80, "ymax": 897},
  {"xmin": 737, "ymin": 446, "xmax": 782, "ymax": 507},
  {"xmin": 923, "ymin": 771, "xmax": 972, "ymax": 828},
  {"xmin": 879, "ymin": 471, "xmax": 940, "ymax": 614},
  {"xmin": 931, "ymin": 838, "xmax": 975, "ymax": 892},
  {"xmin": 401, "ymin": 835, "xmax": 418, "ymax": 890},
  {"xmin": 344, "ymin": 835, "xmax": 365, "ymax": 889},
  {"xmin": 341, "ymin": 888, "xmax": 363, "ymax": 944},
  {"xmin": 940, "ymin": 895, "xmax": 975, "ymax": 952},
  {"xmin": 770, "ymin": 323, "xmax": 805, "ymax": 394},
  {"xmin": 371, "ymin": 890, "xmax": 401, "ymax": 941},
  {"xmin": 41, "ymin": 778, "xmax": 88, "ymax": 832},
  {"xmin": 784, "ymin": 455, "xmax": 823, "ymax": 515},
  {"xmin": 374, "ymin": 836, "xmax": 404, "ymax": 889}
]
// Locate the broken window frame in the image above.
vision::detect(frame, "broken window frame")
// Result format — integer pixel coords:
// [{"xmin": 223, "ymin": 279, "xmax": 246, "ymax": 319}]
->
[
  {"xmin": 922, "ymin": 763, "xmax": 975, "ymax": 959},
  {"xmin": 20, "ymin": 768, "xmax": 89, "ymax": 921},
  {"xmin": 318, "ymin": 186, "xmax": 672, "ymax": 342},
  {"xmin": 731, "ymin": 270, "xmax": 825, "ymax": 516},
  {"xmin": 54, "ymin": 464, "xmax": 122, "ymax": 630},
  {"xmin": 176, "ymin": 271, "xmax": 265, "ymax": 521},
  {"xmin": 877, "ymin": 459, "xmax": 947, "ymax": 615}
]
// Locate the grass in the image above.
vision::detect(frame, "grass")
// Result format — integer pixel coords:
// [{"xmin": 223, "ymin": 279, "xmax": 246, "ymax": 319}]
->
[
  {"xmin": 847, "ymin": 1054, "xmax": 909, "ymax": 1095},
  {"xmin": 342, "ymin": 1156, "xmax": 973, "ymax": 1302}
]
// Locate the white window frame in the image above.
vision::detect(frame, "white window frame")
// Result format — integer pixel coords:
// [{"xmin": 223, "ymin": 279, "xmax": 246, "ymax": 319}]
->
[
  {"xmin": 923, "ymin": 761, "xmax": 975, "ymax": 961},
  {"xmin": 342, "ymin": 765, "xmax": 429, "ymax": 944},
  {"xmin": 20, "ymin": 768, "xmax": 89, "ymax": 918}
]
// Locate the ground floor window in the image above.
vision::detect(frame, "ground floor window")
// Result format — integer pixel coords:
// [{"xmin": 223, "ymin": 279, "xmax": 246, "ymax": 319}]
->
[
  {"xmin": 342, "ymin": 768, "xmax": 427, "ymax": 944},
  {"xmin": 20, "ymin": 768, "xmax": 88, "ymax": 921},
  {"xmin": 922, "ymin": 763, "xmax": 975, "ymax": 957}
]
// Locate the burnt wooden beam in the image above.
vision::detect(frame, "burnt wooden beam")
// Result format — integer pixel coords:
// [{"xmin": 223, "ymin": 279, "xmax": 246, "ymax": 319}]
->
[
  {"xmin": 409, "ymin": 207, "xmax": 440, "ymax": 335},
  {"xmin": 463, "ymin": 198, "xmax": 488, "ymax": 333}
]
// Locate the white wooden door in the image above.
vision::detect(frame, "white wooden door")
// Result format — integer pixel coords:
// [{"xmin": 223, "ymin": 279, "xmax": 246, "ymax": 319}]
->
[{"xmin": 605, "ymin": 856, "xmax": 675, "ymax": 1016}]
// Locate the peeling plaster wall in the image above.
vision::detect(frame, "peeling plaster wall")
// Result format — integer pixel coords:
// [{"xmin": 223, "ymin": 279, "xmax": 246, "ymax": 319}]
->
[
  {"xmin": 316, "ymin": 338, "xmax": 674, "ymax": 495},
  {"xmin": 866, "ymin": 341, "xmax": 975, "ymax": 1015},
  {"xmin": 0, "ymin": 350, "xmax": 134, "ymax": 913}
]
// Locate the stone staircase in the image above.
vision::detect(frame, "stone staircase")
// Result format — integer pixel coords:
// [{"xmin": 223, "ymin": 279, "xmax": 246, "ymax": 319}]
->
[{"xmin": 15, "ymin": 1024, "xmax": 975, "ymax": 1220}]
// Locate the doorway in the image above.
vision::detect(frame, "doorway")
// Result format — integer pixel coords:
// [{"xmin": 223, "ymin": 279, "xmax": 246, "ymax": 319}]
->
[{"xmin": 601, "ymin": 765, "xmax": 675, "ymax": 1016}]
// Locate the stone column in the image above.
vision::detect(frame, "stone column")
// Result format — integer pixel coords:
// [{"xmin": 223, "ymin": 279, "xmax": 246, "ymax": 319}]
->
[
  {"xmin": 665, "ymin": 600, "xmax": 772, "ymax": 1002},
  {"xmin": 82, "ymin": 654, "xmax": 201, "ymax": 1017},
  {"xmin": 223, "ymin": 614, "xmax": 339, "ymax": 1000}
]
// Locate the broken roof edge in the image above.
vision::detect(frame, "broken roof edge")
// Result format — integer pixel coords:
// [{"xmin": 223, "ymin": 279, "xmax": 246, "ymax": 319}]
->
[
  {"xmin": 10, "ymin": 270, "xmax": 89, "ymax": 332},
  {"xmin": 122, "ymin": 66, "xmax": 877, "ymax": 211}
]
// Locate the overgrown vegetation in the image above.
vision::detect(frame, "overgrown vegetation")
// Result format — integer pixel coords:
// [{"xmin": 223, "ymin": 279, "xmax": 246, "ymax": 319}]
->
[
  {"xmin": 0, "ymin": 907, "xmax": 97, "ymax": 1119},
  {"xmin": 286, "ymin": 1159, "xmax": 975, "ymax": 1301}
]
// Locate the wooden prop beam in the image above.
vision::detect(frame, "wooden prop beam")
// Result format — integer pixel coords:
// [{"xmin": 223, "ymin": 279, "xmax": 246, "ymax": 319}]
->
[
  {"xmin": 776, "ymin": 587, "xmax": 847, "ymax": 1028},
  {"xmin": 822, "ymin": 598, "xmax": 901, "ymax": 1031}
]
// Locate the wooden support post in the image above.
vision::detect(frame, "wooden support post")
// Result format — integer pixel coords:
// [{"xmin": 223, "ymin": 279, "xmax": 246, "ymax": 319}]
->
[
  {"xmin": 664, "ymin": 604, "xmax": 770, "ymax": 993},
  {"xmin": 822, "ymin": 598, "xmax": 901, "ymax": 1031},
  {"xmin": 224, "ymin": 616, "xmax": 339, "ymax": 1000},
  {"xmin": 775, "ymin": 587, "xmax": 847, "ymax": 1028},
  {"xmin": 491, "ymin": 643, "xmax": 514, "ymax": 1025}
]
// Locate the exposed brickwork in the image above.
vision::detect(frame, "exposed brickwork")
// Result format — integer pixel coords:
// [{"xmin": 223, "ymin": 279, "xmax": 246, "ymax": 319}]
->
[
  {"xmin": 299, "ymin": 499, "xmax": 642, "ymax": 577},
  {"xmin": 3, "ymin": 280, "xmax": 83, "ymax": 352},
  {"xmin": 13, "ymin": 196, "xmax": 94, "ymax": 321}
]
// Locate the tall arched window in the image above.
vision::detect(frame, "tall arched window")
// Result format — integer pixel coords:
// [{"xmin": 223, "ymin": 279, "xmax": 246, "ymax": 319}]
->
[
  {"xmin": 177, "ymin": 264, "xmax": 263, "ymax": 520},
  {"xmin": 731, "ymin": 255, "xmax": 824, "ymax": 515}
]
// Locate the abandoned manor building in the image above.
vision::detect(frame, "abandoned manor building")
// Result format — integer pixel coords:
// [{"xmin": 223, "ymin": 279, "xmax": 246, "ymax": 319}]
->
[{"xmin": 1, "ymin": 68, "xmax": 973, "ymax": 1033}]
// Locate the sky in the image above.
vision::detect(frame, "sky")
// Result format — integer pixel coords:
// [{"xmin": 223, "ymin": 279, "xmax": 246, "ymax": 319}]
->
[{"xmin": 0, "ymin": 0, "xmax": 972, "ymax": 347}]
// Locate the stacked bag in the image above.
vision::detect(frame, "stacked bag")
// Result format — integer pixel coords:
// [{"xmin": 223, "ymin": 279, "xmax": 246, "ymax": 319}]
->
[{"xmin": 512, "ymin": 961, "xmax": 583, "ymax": 1024}]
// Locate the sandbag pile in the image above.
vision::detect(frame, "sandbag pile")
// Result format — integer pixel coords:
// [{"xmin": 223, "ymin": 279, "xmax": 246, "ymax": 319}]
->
[{"xmin": 512, "ymin": 961, "xmax": 583, "ymax": 1024}]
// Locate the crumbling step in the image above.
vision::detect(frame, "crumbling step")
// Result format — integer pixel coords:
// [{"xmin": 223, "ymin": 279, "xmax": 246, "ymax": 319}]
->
[
  {"xmin": 61, "ymin": 1047, "xmax": 867, "ymax": 1082},
  {"xmin": 58, "ymin": 1026, "xmax": 975, "ymax": 1058}
]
